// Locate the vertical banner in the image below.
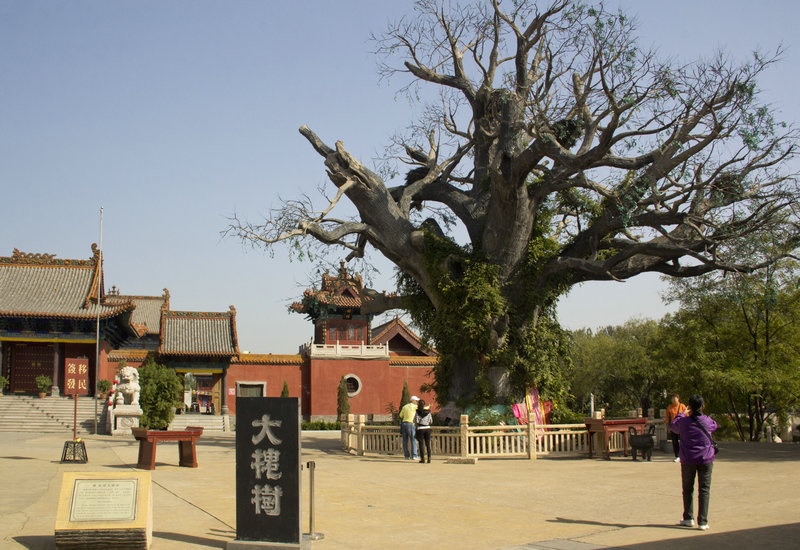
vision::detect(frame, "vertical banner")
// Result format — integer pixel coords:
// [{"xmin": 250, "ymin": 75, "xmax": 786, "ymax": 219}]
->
[
  {"xmin": 234, "ymin": 397, "xmax": 301, "ymax": 544},
  {"xmin": 526, "ymin": 388, "xmax": 545, "ymax": 425},
  {"xmin": 64, "ymin": 358, "xmax": 90, "ymax": 396}
]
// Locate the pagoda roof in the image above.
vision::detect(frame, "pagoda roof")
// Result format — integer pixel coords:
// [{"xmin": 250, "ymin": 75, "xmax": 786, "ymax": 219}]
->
[
  {"xmin": 158, "ymin": 306, "xmax": 240, "ymax": 357},
  {"xmin": 0, "ymin": 244, "xmax": 135, "ymax": 320},
  {"xmin": 290, "ymin": 260, "xmax": 391, "ymax": 316}
]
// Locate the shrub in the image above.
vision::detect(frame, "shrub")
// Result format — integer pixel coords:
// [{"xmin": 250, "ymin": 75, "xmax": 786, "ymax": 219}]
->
[
  {"xmin": 468, "ymin": 405, "xmax": 515, "ymax": 426},
  {"xmin": 301, "ymin": 420, "xmax": 340, "ymax": 430},
  {"xmin": 138, "ymin": 359, "xmax": 183, "ymax": 429},
  {"xmin": 35, "ymin": 375, "xmax": 52, "ymax": 393},
  {"xmin": 97, "ymin": 379, "xmax": 112, "ymax": 395},
  {"xmin": 550, "ymin": 406, "xmax": 584, "ymax": 424}
]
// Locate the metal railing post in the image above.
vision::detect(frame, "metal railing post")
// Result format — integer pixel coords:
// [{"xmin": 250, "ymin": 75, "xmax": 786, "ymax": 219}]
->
[{"xmin": 306, "ymin": 461, "xmax": 324, "ymax": 541}]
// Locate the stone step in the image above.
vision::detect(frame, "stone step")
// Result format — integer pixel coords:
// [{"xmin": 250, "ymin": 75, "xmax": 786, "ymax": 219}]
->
[
  {"xmin": 169, "ymin": 413, "xmax": 226, "ymax": 431},
  {"xmin": 0, "ymin": 395, "xmax": 230, "ymax": 434},
  {"xmin": 0, "ymin": 395, "xmax": 108, "ymax": 434}
]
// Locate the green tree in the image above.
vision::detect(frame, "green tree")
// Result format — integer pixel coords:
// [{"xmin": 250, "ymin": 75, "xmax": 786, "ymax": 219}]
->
[
  {"xmin": 138, "ymin": 358, "xmax": 183, "ymax": 429},
  {"xmin": 665, "ymin": 260, "xmax": 800, "ymax": 440},
  {"xmin": 400, "ymin": 380, "xmax": 411, "ymax": 409},
  {"xmin": 280, "ymin": 380, "xmax": 290, "ymax": 398},
  {"xmin": 337, "ymin": 376, "xmax": 351, "ymax": 419},
  {"xmin": 570, "ymin": 320, "xmax": 671, "ymax": 416},
  {"xmin": 227, "ymin": 1, "xmax": 800, "ymax": 406}
]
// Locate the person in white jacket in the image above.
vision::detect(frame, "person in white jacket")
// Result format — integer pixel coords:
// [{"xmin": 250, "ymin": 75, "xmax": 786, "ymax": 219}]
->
[{"xmin": 414, "ymin": 400, "xmax": 433, "ymax": 463}]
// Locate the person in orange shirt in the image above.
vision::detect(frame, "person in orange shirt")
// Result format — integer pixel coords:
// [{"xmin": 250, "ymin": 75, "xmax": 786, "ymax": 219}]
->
[{"xmin": 665, "ymin": 394, "xmax": 687, "ymax": 462}]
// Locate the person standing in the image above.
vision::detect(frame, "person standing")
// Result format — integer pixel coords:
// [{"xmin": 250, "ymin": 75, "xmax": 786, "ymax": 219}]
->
[
  {"xmin": 670, "ymin": 394, "xmax": 718, "ymax": 531},
  {"xmin": 665, "ymin": 394, "xmax": 687, "ymax": 462},
  {"xmin": 415, "ymin": 399, "xmax": 433, "ymax": 463},
  {"xmin": 399, "ymin": 395, "xmax": 420, "ymax": 460}
]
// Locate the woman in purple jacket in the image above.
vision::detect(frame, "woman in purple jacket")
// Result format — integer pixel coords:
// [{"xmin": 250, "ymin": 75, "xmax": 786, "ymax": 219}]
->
[{"xmin": 670, "ymin": 394, "xmax": 717, "ymax": 531}]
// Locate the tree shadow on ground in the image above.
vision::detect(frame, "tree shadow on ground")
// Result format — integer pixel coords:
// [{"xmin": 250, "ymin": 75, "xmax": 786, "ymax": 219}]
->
[{"xmin": 713, "ymin": 441, "xmax": 800, "ymax": 462}]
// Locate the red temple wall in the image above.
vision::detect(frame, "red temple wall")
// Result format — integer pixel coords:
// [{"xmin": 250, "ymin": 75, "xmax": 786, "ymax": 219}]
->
[{"xmin": 306, "ymin": 357, "xmax": 435, "ymax": 419}]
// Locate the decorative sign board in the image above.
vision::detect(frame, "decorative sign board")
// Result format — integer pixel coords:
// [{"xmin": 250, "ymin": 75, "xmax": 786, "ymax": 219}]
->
[
  {"xmin": 54, "ymin": 471, "xmax": 152, "ymax": 549},
  {"xmin": 230, "ymin": 397, "xmax": 301, "ymax": 547},
  {"xmin": 63, "ymin": 357, "xmax": 90, "ymax": 396}
]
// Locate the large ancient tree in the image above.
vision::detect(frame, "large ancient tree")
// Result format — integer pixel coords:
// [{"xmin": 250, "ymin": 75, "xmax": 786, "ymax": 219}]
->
[{"xmin": 227, "ymin": 1, "xmax": 799, "ymax": 407}]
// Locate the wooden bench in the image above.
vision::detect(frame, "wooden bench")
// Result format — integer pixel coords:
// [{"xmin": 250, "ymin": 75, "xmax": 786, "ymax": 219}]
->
[{"xmin": 131, "ymin": 426, "xmax": 204, "ymax": 470}]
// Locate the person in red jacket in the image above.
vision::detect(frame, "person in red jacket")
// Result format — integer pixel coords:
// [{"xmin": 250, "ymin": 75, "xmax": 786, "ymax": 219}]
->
[
  {"xmin": 670, "ymin": 394, "xmax": 718, "ymax": 531},
  {"xmin": 665, "ymin": 394, "xmax": 687, "ymax": 462}
]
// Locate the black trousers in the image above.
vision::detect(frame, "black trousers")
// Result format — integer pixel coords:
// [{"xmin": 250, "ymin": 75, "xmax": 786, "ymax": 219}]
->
[
  {"xmin": 415, "ymin": 429, "xmax": 431, "ymax": 460},
  {"xmin": 671, "ymin": 433, "xmax": 681, "ymax": 458},
  {"xmin": 681, "ymin": 462, "xmax": 713, "ymax": 525}
]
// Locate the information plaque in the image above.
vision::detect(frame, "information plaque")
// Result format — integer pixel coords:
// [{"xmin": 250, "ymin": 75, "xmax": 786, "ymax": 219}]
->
[
  {"xmin": 70, "ymin": 479, "xmax": 138, "ymax": 522},
  {"xmin": 54, "ymin": 472, "xmax": 152, "ymax": 549}
]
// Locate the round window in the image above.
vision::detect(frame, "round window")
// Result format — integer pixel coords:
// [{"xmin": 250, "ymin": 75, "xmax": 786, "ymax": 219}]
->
[{"xmin": 345, "ymin": 374, "xmax": 362, "ymax": 397}]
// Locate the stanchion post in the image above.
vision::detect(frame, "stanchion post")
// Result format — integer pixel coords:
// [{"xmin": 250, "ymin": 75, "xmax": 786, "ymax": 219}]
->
[{"xmin": 306, "ymin": 461, "xmax": 324, "ymax": 541}]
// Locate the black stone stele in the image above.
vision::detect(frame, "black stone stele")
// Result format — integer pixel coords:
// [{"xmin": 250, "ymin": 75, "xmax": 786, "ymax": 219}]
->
[
  {"xmin": 235, "ymin": 397, "xmax": 301, "ymax": 544},
  {"xmin": 61, "ymin": 440, "xmax": 88, "ymax": 463}
]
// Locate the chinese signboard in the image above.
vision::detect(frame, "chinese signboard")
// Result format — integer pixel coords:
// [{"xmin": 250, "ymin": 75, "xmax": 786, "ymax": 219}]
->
[
  {"xmin": 234, "ymin": 397, "xmax": 301, "ymax": 544},
  {"xmin": 63, "ymin": 357, "xmax": 90, "ymax": 396}
]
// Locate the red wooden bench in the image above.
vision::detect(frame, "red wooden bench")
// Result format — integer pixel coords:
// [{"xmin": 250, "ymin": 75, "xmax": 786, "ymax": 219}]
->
[{"xmin": 131, "ymin": 426, "xmax": 204, "ymax": 470}]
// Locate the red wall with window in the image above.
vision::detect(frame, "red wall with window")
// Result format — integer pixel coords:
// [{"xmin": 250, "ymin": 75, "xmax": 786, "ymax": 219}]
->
[
  {"xmin": 307, "ymin": 357, "xmax": 434, "ymax": 419},
  {"xmin": 225, "ymin": 359, "xmax": 305, "ymax": 415}
]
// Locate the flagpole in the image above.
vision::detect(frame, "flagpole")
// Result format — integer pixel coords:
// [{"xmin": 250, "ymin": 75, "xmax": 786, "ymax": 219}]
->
[{"xmin": 94, "ymin": 207, "xmax": 103, "ymax": 435}]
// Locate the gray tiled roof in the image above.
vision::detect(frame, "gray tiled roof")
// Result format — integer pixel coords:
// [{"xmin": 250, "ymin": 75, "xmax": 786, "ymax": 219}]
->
[
  {"xmin": 0, "ymin": 247, "xmax": 133, "ymax": 319},
  {"xmin": 159, "ymin": 308, "xmax": 238, "ymax": 357},
  {"xmin": 112, "ymin": 294, "xmax": 168, "ymax": 334}
]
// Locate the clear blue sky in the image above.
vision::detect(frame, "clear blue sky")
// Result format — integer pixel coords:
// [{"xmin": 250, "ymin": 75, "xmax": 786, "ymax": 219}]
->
[{"xmin": 2, "ymin": 1, "xmax": 798, "ymax": 353}]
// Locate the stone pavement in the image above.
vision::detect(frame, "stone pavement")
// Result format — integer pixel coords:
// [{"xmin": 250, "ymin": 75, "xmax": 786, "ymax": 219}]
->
[{"xmin": 1, "ymin": 430, "xmax": 799, "ymax": 549}]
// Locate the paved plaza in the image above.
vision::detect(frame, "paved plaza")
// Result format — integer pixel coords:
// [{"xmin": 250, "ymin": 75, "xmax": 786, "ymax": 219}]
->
[{"xmin": 1, "ymin": 430, "xmax": 798, "ymax": 549}]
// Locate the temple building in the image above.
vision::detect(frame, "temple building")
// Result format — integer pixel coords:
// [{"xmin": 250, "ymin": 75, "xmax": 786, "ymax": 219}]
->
[
  {"xmin": 0, "ymin": 245, "xmax": 134, "ymax": 395},
  {"xmin": 0, "ymin": 246, "xmax": 436, "ymax": 422}
]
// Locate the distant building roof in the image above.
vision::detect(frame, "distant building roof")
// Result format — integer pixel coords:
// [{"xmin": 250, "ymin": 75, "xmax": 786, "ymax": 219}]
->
[
  {"xmin": 372, "ymin": 316, "xmax": 435, "ymax": 357},
  {"xmin": 231, "ymin": 353, "xmax": 306, "ymax": 366},
  {"xmin": 0, "ymin": 244, "xmax": 134, "ymax": 320},
  {"xmin": 108, "ymin": 349, "xmax": 151, "ymax": 363},
  {"xmin": 158, "ymin": 306, "xmax": 239, "ymax": 357},
  {"xmin": 108, "ymin": 289, "xmax": 170, "ymax": 336}
]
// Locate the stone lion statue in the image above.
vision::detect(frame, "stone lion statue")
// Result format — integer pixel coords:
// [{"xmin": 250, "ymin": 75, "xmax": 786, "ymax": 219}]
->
[{"xmin": 115, "ymin": 366, "xmax": 141, "ymax": 406}]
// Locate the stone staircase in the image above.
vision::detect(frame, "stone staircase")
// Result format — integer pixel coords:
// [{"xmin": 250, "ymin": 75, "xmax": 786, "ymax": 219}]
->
[
  {"xmin": 0, "ymin": 395, "xmax": 227, "ymax": 434},
  {"xmin": 169, "ymin": 411, "xmax": 227, "ymax": 432},
  {"xmin": 0, "ymin": 395, "xmax": 109, "ymax": 435}
]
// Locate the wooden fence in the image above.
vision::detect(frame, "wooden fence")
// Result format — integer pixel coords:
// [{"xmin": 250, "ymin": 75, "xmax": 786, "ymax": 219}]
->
[{"xmin": 341, "ymin": 414, "xmax": 668, "ymax": 460}]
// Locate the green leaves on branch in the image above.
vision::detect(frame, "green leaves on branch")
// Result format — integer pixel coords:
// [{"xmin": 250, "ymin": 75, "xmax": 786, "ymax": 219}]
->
[{"xmin": 397, "ymin": 227, "xmax": 571, "ymax": 407}]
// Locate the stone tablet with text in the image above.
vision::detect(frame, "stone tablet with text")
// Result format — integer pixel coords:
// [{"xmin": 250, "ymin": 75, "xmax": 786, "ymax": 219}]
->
[
  {"xmin": 54, "ymin": 471, "xmax": 152, "ymax": 549},
  {"xmin": 232, "ymin": 397, "xmax": 301, "ymax": 546}
]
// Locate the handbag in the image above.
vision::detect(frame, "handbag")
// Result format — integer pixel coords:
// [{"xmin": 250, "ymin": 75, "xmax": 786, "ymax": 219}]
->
[{"xmin": 691, "ymin": 415, "xmax": 719, "ymax": 455}]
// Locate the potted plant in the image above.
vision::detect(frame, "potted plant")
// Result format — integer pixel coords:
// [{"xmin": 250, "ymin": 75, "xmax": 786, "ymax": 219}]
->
[
  {"xmin": 96, "ymin": 379, "xmax": 112, "ymax": 400},
  {"xmin": 0, "ymin": 374, "xmax": 8, "ymax": 396},
  {"xmin": 35, "ymin": 375, "xmax": 52, "ymax": 398}
]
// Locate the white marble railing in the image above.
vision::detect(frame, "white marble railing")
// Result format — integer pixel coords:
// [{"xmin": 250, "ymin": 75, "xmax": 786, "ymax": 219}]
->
[
  {"xmin": 303, "ymin": 342, "xmax": 389, "ymax": 358},
  {"xmin": 341, "ymin": 415, "xmax": 666, "ymax": 460}
]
